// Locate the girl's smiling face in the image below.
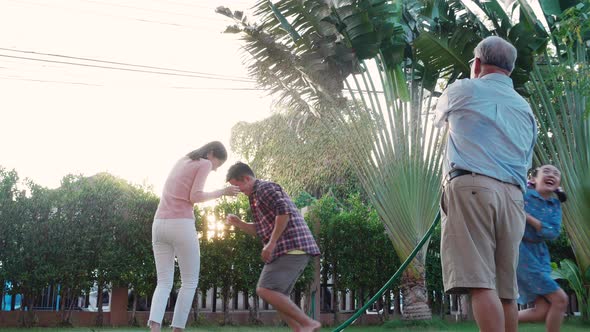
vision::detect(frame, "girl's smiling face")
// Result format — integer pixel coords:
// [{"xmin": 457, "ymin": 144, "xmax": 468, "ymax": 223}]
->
[{"xmin": 531, "ymin": 165, "xmax": 561, "ymax": 195}]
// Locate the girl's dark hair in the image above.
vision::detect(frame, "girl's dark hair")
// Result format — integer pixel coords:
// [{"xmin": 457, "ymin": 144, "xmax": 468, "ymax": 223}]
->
[
  {"xmin": 529, "ymin": 167, "xmax": 568, "ymax": 203},
  {"xmin": 187, "ymin": 141, "xmax": 228, "ymax": 162},
  {"xmin": 555, "ymin": 188, "xmax": 568, "ymax": 203}
]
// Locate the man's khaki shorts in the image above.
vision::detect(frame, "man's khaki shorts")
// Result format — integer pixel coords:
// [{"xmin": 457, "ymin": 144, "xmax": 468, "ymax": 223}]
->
[{"xmin": 440, "ymin": 173, "xmax": 526, "ymax": 299}]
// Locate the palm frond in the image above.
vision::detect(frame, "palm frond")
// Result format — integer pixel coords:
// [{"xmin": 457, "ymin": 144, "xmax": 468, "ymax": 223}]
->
[{"xmin": 527, "ymin": 1, "xmax": 590, "ymax": 272}]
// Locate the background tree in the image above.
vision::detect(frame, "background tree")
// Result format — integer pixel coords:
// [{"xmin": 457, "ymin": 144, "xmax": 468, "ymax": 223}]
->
[
  {"xmin": 118, "ymin": 185, "xmax": 159, "ymax": 325},
  {"xmin": 308, "ymin": 192, "xmax": 400, "ymax": 322},
  {"xmin": 216, "ymin": 196, "xmax": 265, "ymax": 324},
  {"xmin": 0, "ymin": 168, "xmax": 25, "ymax": 312},
  {"xmin": 231, "ymin": 108, "xmax": 361, "ymax": 197},
  {"xmin": 4, "ymin": 177, "xmax": 54, "ymax": 326}
]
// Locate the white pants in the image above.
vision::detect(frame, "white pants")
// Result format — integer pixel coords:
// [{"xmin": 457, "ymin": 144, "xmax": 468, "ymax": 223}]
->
[{"xmin": 148, "ymin": 218, "xmax": 200, "ymax": 329}]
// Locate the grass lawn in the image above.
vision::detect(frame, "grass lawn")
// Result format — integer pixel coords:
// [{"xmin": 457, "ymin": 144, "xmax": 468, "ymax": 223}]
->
[{"xmin": 1, "ymin": 320, "xmax": 589, "ymax": 331}]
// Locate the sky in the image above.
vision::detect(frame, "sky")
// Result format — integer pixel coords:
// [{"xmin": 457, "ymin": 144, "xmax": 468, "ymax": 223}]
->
[{"xmin": 0, "ymin": 0, "xmax": 273, "ymax": 196}]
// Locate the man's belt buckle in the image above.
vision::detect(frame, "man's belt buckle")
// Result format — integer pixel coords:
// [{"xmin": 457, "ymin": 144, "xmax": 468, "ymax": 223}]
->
[{"xmin": 448, "ymin": 169, "xmax": 473, "ymax": 181}]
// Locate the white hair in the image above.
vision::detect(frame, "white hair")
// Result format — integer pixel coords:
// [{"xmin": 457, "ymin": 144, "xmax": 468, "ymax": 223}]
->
[{"xmin": 474, "ymin": 36, "xmax": 517, "ymax": 73}]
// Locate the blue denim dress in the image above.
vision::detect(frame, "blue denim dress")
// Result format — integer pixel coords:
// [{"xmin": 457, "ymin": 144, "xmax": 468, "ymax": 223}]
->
[{"xmin": 516, "ymin": 188, "xmax": 562, "ymax": 304}]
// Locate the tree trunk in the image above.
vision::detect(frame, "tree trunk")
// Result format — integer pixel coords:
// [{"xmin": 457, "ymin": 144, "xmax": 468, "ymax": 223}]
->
[
  {"xmin": 303, "ymin": 251, "xmax": 320, "ymax": 321},
  {"xmin": 321, "ymin": 264, "xmax": 329, "ymax": 312},
  {"xmin": 11, "ymin": 291, "xmax": 17, "ymax": 311},
  {"xmin": 201, "ymin": 289, "xmax": 207, "ymax": 309},
  {"xmin": 249, "ymin": 294, "xmax": 262, "ymax": 324},
  {"xmin": 332, "ymin": 268, "xmax": 339, "ymax": 324},
  {"xmin": 85, "ymin": 289, "xmax": 90, "ymax": 310},
  {"xmin": 22, "ymin": 293, "xmax": 38, "ymax": 327},
  {"xmin": 222, "ymin": 287, "xmax": 230, "ymax": 325},
  {"xmin": 382, "ymin": 290, "xmax": 391, "ymax": 321},
  {"xmin": 233, "ymin": 289, "xmax": 239, "ymax": 310},
  {"xmin": 130, "ymin": 293, "xmax": 138, "ymax": 326},
  {"xmin": 243, "ymin": 290, "xmax": 249, "ymax": 310},
  {"xmin": 440, "ymin": 291, "xmax": 446, "ymax": 319},
  {"xmin": 376, "ymin": 294, "xmax": 384, "ymax": 322},
  {"xmin": 192, "ymin": 288, "xmax": 200, "ymax": 324},
  {"xmin": 211, "ymin": 286, "xmax": 217, "ymax": 313},
  {"xmin": 393, "ymin": 287, "xmax": 402, "ymax": 319},
  {"xmin": 358, "ymin": 289, "xmax": 365, "ymax": 325},
  {"xmin": 60, "ymin": 288, "xmax": 69, "ymax": 324},
  {"xmin": 66, "ymin": 293, "xmax": 76, "ymax": 323},
  {"xmin": 96, "ymin": 284, "xmax": 104, "ymax": 326},
  {"xmin": 400, "ymin": 261, "xmax": 432, "ymax": 320}
]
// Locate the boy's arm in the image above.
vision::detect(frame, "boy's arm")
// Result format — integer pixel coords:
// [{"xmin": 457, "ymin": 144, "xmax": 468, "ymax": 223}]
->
[
  {"xmin": 226, "ymin": 214, "xmax": 257, "ymax": 236},
  {"xmin": 261, "ymin": 214, "xmax": 290, "ymax": 263}
]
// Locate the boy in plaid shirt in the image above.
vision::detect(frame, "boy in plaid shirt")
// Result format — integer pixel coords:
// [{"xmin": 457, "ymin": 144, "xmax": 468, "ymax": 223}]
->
[{"xmin": 225, "ymin": 162, "xmax": 321, "ymax": 332}]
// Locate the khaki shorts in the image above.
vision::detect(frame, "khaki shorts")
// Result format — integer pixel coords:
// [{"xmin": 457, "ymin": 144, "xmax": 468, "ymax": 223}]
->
[
  {"xmin": 440, "ymin": 173, "xmax": 525, "ymax": 299},
  {"xmin": 257, "ymin": 254, "xmax": 310, "ymax": 295}
]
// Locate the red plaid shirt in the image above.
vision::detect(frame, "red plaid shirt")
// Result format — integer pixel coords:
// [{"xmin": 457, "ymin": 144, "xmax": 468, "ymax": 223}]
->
[{"xmin": 249, "ymin": 180, "xmax": 320, "ymax": 261}]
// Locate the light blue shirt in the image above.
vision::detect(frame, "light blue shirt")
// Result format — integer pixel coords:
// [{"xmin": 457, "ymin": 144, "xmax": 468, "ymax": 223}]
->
[{"xmin": 435, "ymin": 73, "xmax": 537, "ymax": 192}]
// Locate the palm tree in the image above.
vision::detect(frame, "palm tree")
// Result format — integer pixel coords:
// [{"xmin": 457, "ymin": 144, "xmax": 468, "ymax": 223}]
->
[
  {"xmin": 420, "ymin": 0, "xmax": 589, "ymax": 317},
  {"xmin": 217, "ymin": 0, "xmax": 589, "ymax": 320},
  {"xmin": 217, "ymin": 0, "xmax": 465, "ymax": 320},
  {"xmin": 525, "ymin": 0, "xmax": 590, "ymax": 279},
  {"xmin": 463, "ymin": 0, "xmax": 590, "ymax": 287}
]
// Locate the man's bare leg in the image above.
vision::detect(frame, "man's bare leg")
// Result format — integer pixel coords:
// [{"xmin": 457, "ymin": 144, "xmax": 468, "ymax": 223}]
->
[
  {"xmin": 501, "ymin": 298, "xmax": 518, "ymax": 332},
  {"xmin": 279, "ymin": 311, "xmax": 303, "ymax": 332},
  {"xmin": 471, "ymin": 288, "xmax": 504, "ymax": 332},
  {"xmin": 257, "ymin": 287, "xmax": 321, "ymax": 332}
]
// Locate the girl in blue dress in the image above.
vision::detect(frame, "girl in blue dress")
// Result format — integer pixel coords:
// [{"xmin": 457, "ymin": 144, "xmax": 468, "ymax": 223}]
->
[{"xmin": 517, "ymin": 164, "xmax": 569, "ymax": 332}]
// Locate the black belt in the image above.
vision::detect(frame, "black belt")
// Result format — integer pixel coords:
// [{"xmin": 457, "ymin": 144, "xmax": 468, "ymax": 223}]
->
[
  {"xmin": 448, "ymin": 169, "xmax": 520, "ymax": 189},
  {"xmin": 448, "ymin": 169, "xmax": 475, "ymax": 181}
]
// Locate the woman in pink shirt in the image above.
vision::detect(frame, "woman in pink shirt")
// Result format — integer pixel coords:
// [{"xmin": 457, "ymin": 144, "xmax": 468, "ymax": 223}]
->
[{"xmin": 148, "ymin": 141, "xmax": 239, "ymax": 332}]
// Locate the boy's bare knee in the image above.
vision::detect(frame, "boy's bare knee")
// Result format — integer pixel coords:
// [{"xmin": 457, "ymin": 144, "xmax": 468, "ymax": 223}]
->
[{"xmin": 256, "ymin": 287, "xmax": 267, "ymax": 298}]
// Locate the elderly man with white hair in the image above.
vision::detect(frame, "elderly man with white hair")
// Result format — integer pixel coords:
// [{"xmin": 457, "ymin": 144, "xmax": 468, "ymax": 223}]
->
[{"xmin": 435, "ymin": 36, "xmax": 537, "ymax": 332}]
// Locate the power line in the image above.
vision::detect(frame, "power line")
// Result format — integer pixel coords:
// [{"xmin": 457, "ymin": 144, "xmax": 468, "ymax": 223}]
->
[
  {"xmin": 76, "ymin": 0, "xmax": 235, "ymax": 23},
  {"xmin": 171, "ymin": 86, "xmax": 262, "ymax": 91},
  {"xmin": 0, "ymin": 75, "xmax": 263, "ymax": 91},
  {"xmin": 3, "ymin": 0, "xmax": 232, "ymax": 32},
  {"xmin": 157, "ymin": 0, "xmax": 243, "ymax": 11},
  {"xmin": 158, "ymin": 0, "xmax": 255, "ymax": 11},
  {"xmin": 0, "ymin": 47, "xmax": 255, "ymax": 81},
  {"xmin": 0, "ymin": 73, "xmax": 387, "ymax": 95},
  {"xmin": 0, "ymin": 54, "xmax": 256, "ymax": 83},
  {"xmin": 0, "ymin": 53, "xmax": 389, "ymax": 94},
  {"xmin": 0, "ymin": 75, "xmax": 102, "ymax": 86}
]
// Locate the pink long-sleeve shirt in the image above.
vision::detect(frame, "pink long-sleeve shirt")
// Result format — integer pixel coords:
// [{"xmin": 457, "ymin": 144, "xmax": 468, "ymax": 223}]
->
[{"xmin": 154, "ymin": 156, "xmax": 214, "ymax": 219}]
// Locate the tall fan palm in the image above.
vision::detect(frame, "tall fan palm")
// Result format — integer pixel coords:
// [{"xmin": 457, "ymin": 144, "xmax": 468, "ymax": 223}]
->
[
  {"xmin": 218, "ymin": 0, "xmax": 475, "ymax": 319},
  {"xmin": 413, "ymin": 0, "xmax": 590, "ymax": 294},
  {"xmin": 450, "ymin": 0, "xmax": 590, "ymax": 290},
  {"xmin": 218, "ymin": 0, "xmax": 588, "ymax": 320},
  {"xmin": 525, "ymin": 0, "xmax": 590, "ymax": 274}
]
